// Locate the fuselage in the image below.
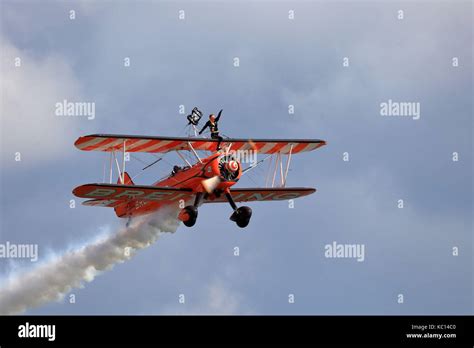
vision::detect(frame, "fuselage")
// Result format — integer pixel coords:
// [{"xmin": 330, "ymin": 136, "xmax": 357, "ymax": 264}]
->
[{"xmin": 114, "ymin": 152, "xmax": 241, "ymax": 218}]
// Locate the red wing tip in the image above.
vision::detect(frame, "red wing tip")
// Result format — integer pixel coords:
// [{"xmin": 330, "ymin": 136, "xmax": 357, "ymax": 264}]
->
[
  {"xmin": 73, "ymin": 138, "xmax": 81, "ymax": 147},
  {"xmin": 72, "ymin": 185, "xmax": 84, "ymax": 196},
  {"xmin": 72, "ymin": 183, "xmax": 96, "ymax": 196},
  {"xmin": 74, "ymin": 136, "xmax": 88, "ymax": 149}
]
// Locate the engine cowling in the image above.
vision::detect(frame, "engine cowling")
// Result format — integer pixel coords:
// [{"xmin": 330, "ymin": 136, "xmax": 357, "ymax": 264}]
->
[
  {"xmin": 217, "ymin": 154, "xmax": 241, "ymax": 181},
  {"xmin": 201, "ymin": 154, "xmax": 241, "ymax": 193},
  {"xmin": 205, "ymin": 154, "xmax": 242, "ymax": 182}
]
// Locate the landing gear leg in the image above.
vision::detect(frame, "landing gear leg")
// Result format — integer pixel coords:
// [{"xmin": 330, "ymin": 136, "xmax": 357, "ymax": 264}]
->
[
  {"xmin": 179, "ymin": 192, "xmax": 204, "ymax": 227},
  {"xmin": 194, "ymin": 192, "xmax": 204, "ymax": 207},
  {"xmin": 225, "ymin": 192, "xmax": 252, "ymax": 228}
]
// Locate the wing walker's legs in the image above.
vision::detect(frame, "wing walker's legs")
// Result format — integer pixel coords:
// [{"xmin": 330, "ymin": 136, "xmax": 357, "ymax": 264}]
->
[
  {"xmin": 211, "ymin": 134, "xmax": 223, "ymax": 151},
  {"xmin": 225, "ymin": 192, "xmax": 252, "ymax": 228}
]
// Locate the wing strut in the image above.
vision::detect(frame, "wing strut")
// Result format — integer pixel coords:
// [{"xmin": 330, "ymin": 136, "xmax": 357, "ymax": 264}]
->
[
  {"xmin": 122, "ymin": 140, "xmax": 126, "ymax": 184},
  {"xmin": 109, "ymin": 151, "xmax": 113, "ymax": 183},
  {"xmin": 113, "ymin": 151, "xmax": 122, "ymax": 181},
  {"xmin": 272, "ymin": 153, "xmax": 279, "ymax": 187},
  {"xmin": 176, "ymin": 150, "xmax": 192, "ymax": 167},
  {"xmin": 187, "ymin": 141, "xmax": 202, "ymax": 163},
  {"xmin": 283, "ymin": 144, "xmax": 293, "ymax": 187},
  {"xmin": 266, "ymin": 145, "xmax": 294, "ymax": 188}
]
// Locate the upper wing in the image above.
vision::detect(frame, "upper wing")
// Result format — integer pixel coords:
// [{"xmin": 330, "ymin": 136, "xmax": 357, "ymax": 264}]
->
[
  {"xmin": 206, "ymin": 187, "xmax": 316, "ymax": 203},
  {"xmin": 73, "ymin": 183, "xmax": 193, "ymax": 202},
  {"xmin": 74, "ymin": 134, "xmax": 326, "ymax": 154}
]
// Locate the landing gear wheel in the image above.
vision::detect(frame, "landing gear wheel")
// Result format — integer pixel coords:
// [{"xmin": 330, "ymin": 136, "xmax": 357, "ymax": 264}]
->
[
  {"xmin": 230, "ymin": 206, "xmax": 252, "ymax": 228},
  {"xmin": 179, "ymin": 206, "xmax": 198, "ymax": 227}
]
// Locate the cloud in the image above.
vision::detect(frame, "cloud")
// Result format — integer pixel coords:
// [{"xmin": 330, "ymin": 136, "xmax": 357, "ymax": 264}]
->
[
  {"xmin": 0, "ymin": 34, "xmax": 83, "ymax": 166},
  {"xmin": 160, "ymin": 278, "xmax": 249, "ymax": 315}
]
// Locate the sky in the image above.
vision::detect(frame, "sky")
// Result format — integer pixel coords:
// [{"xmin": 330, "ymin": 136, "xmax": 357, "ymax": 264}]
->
[{"xmin": 0, "ymin": 0, "xmax": 472, "ymax": 314}]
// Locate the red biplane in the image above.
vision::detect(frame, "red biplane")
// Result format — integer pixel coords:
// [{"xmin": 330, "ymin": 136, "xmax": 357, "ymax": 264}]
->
[{"xmin": 72, "ymin": 116, "xmax": 326, "ymax": 228}]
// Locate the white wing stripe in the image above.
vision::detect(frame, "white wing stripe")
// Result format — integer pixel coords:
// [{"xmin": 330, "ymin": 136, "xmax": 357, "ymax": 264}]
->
[{"xmin": 77, "ymin": 137, "xmax": 110, "ymax": 149}]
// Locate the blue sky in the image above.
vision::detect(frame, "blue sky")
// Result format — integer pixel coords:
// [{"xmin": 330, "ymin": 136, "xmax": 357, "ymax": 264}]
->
[{"xmin": 0, "ymin": 0, "xmax": 472, "ymax": 314}]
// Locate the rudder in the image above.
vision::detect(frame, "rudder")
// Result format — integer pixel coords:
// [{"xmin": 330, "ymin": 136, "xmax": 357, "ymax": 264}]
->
[{"xmin": 117, "ymin": 172, "xmax": 134, "ymax": 185}]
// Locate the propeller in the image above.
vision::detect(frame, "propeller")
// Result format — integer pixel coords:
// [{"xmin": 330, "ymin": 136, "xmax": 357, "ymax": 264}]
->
[
  {"xmin": 201, "ymin": 156, "xmax": 240, "ymax": 194},
  {"xmin": 201, "ymin": 175, "xmax": 222, "ymax": 194}
]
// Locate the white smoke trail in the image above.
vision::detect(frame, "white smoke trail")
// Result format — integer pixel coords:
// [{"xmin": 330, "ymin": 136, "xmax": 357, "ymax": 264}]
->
[{"xmin": 0, "ymin": 208, "xmax": 180, "ymax": 315}]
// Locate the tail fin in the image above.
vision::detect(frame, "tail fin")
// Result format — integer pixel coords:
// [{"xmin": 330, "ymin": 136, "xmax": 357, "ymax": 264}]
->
[{"xmin": 117, "ymin": 172, "xmax": 134, "ymax": 185}]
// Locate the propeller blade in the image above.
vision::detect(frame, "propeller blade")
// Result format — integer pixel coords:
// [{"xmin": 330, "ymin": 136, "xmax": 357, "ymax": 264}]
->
[{"xmin": 201, "ymin": 176, "xmax": 221, "ymax": 194}]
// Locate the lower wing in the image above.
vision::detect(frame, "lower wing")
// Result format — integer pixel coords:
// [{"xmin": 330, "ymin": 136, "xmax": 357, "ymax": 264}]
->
[
  {"xmin": 207, "ymin": 187, "xmax": 316, "ymax": 203},
  {"xmin": 73, "ymin": 184, "xmax": 315, "ymax": 207},
  {"xmin": 73, "ymin": 183, "xmax": 193, "ymax": 203}
]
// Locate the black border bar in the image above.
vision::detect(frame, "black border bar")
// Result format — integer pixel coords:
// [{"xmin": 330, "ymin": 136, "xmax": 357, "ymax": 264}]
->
[{"xmin": 0, "ymin": 315, "xmax": 472, "ymax": 345}]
